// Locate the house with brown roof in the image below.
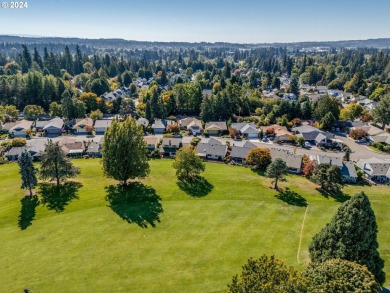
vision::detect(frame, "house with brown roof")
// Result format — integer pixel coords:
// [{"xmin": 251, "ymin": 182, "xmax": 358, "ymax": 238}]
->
[
  {"xmin": 72, "ymin": 118, "xmax": 94, "ymax": 135},
  {"xmin": 260, "ymin": 125, "xmax": 292, "ymax": 141},
  {"xmin": 144, "ymin": 136, "xmax": 160, "ymax": 152},
  {"xmin": 179, "ymin": 117, "xmax": 203, "ymax": 135},
  {"xmin": 9, "ymin": 120, "xmax": 33, "ymax": 138},
  {"xmin": 204, "ymin": 121, "xmax": 227, "ymax": 136}
]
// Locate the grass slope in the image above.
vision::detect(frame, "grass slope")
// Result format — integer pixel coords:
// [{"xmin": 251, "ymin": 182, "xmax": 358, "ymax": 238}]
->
[{"xmin": 0, "ymin": 159, "xmax": 389, "ymax": 292}]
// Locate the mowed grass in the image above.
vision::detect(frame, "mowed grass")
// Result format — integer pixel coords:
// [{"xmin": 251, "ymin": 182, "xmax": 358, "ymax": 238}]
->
[{"xmin": 0, "ymin": 159, "xmax": 389, "ymax": 292}]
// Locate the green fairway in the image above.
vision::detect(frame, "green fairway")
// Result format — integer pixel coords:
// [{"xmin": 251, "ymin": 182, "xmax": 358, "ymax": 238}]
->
[{"xmin": 0, "ymin": 159, "xmax": 389, "ymax": 292}]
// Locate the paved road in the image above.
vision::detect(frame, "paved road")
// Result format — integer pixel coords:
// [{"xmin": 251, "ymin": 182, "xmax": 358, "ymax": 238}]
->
[{"xmin": 334, "ymin": 135, "xmax": 390, "ymax": 161}]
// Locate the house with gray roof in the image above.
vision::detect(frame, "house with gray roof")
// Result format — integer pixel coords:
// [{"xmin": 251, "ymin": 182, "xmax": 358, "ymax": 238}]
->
[
  {"xmin": 196, "ymin": 137, "xmax": 228, "ymax": 160},
  {"xmin": 357, "ymin": 158, "xmax": 390, "ymax": 183},
  {"xmin": 310, "ymin": 154, "xmax": 357, "ymax": 183},
  {"xmin": 230, "ymin": 123, "xmax": 259, "ymax": 139},
  {"xmin": 94, "ymin": 119, "xmax": 112, "ymax": 135},
  {"xmin": 230, "ymin": 141, "xmax": 257, "ymax": 163},
  {"xmin": 72, "ymin": 118, "xmax": 93, "ymax": 135},
  {"xmin": 152, "ymin": 119, "xmax": 166, "ymax": 134},
  {"xmin": 159, "ymin": 137, "xmax": 182, "ymax": 157},
  {"xmin": 5, "ymin": 146, "xmax": 28, "ymax": 161},
  {"xmin": 86, "ymin": 142, "xmax": 102, "ymax": 158},
  {"xmin": 292, "ymin": 125, "xmax": 333, "ymax": 146},
  {"xmin": 42, "ymin": 117, "xmax": 64, "ymax": 136},
  {"xmin": 270, "ymin": 148, "xmax": 302, "ymax": 174}
]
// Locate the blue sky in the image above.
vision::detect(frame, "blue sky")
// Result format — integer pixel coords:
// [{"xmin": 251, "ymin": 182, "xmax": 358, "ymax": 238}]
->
[{"xmin": 0, "ymin": 0, "xmax": 389, "ymax": 43}]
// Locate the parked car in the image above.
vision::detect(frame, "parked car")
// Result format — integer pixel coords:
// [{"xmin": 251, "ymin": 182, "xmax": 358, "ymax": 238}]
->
[
  {"xmin": 304, "ymin": 142, "xmax": 312, "ymax": 149},
  {"xmin": 192, "ymin": 131, "xmax": 197, "ymax": 137},
  {"xmin": 262, "ymin": 137, "xmax": 268, "ymax": 142},
  {"xmin": 355, "ymin": 138, "xmax": 367, "ymax": 144}
]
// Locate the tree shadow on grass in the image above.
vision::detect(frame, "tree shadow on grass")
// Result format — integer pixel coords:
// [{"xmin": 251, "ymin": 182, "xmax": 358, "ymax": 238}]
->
[
  {"xmin": 18, "ymin": 196, "xmax": 40, "ymax": 230},
  {"xmin": 39, "ymin": 181, "xmax": 82, "ymax": 212},
  {"xmin": 105, "ymin": 182, "xmax": 163, "ymax": 228},
  {"xmin": 275, "ymin": 188, "xmax": 308, "ymax": 207},
  {"xmin": 317, "ymin": 188, "xmax": 351, "ymax": 203},
  {"xmin": 250, "ymin": 168, "xmax": 266, "ymax": 176},
  {"xmin": 177, "ymin": 176, "xmax": 213, "ymax": 197}
]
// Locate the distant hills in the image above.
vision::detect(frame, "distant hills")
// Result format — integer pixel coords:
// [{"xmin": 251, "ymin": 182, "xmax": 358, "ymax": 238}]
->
[{"xmin": 0, "ymin": 35, "xmax": 390, "ymax": 50}]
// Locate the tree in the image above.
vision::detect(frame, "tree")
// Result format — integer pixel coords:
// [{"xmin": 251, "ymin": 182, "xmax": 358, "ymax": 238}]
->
[
  {"xmin": 372, "ymin": 93, "xmax": 390, "ymax": 129},
  {"xmin": 320, "ymin": 112, "xmax": 336, "ymax": 130},
  {"xmin": 90, "ymin": 109, "xmax": 103, "ymax": 120},
  {"xmin": 11, "ymin": 138, "xmax": 27, "ymax": 147},
  {"xmin": 289, "ymin": 75, "xmax": 299, "ymax": 97},
  {"xmin": 18, "ymin": 150, "xmax": 38, "ymax": 196},
  {"xmin": 314, "ymin": 95, "xmax": 340, "ymax": 121},
  {"xmin": 102, "ymin": 118, "xmax": 150, "ymax": 186},
  {"xmin": 302, "ymin": 160, "xmax": 316, "ymax": 178},
  {"xmin": 303, "ymin": 259, "xmax": 381, "ymax": 293},
  {"xmin": 23, "ymin": 105, "xmax": 45, "ymax": 120},
  {"xmin": 309, "ymin": 192, "xmax": 385, "ymax": 285},
  {"xmin": 340, "ymin": 102, "xmax": 364, "ymax": 121},
  {"xmin": 246, "ymin": 148, "xmax": 272, "ymax": 170},
  {"xmin": 311, "ymin": 163, "xmax": 328, "ymax": 190},
  {"xmin": 39, "ymin": 141, "xmax": 80, "ymax": 187},
  {"xmin": 326, "ymin": 165, "xmax": 342, "ymax": 193},
  {"xmin": 49, "ymin": 102, "xmax": 62, "ymax": 117},
  {"xmin": 228, "ymin": 255, "xmax": 307, "ymax": 293},
  {"xmin": 349, "ymin": 128, "xmax": 367, "ymax": 140},
  {"xmin": 166, "ymin": 123, "xmax": 180, "ymax": 134},
  {"xmin": 265, "ymin": 158, "xmax": 289, "ymax": 189},
  {"xmin": 172, "ymin": 147, "xmax": 205, "ymax": 182}
]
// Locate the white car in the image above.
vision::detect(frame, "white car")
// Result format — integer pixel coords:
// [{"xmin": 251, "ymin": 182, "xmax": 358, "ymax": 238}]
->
[{"xmin": 304, "ymin": 142, "xmax": 312, "ymax": 149}]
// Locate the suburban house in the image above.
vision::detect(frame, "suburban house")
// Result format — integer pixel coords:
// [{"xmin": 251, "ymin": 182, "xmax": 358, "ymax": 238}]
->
[
  {"xmin": 260, "ymin": 125, "xmax": 292, "ymax": 141},
  {"xmin": 152, "ymin": 119, "xmax": 166, "ymax": 134},
  {"xmin": 42, "ymin": 118, "xmax": 64, "ymax": 136},
  {"xmin": 179, "ymin": 117, "xmax": 203, "ymax": 135},
  {"xmin": 5, "ymin": 146, "xmax": 29, "ymax": 161},
  {"xmin": 144, "ymin": 136, "xmax": 160, "ymax": 152},
  {"xmin": 204, "ymin": 122, "xmax": 227, "ymax": 136},
  {"xmin": 270, "ymin": 148, "xmax": 302, "ymax": 174},
  {"xmin": 357, "ymin": 158, "xmax": 390, "ymax": 183},
  {"xmin": 61, "ymin": 141, "xmax": 85, "ymax": 157},
  {"xmin": 9, "ymin": 120, "xmax": 33, "ymax": 137},
  {"xmin": 35, "ymin": 120, "xmax": 50, "ymax": 132},
  {"xmin": 1, "ymin": 122, "xmax": 16, "ymax": 134},
  {"xmin": 310, "ymin": 155, "xmax": 358, "ymax": 183},
  {"xmin": 350, "ymin": 124, "xmax": 390, "ymax": 145},
  {"xmin": 196, "ymin": 137, "xmax": 228, "ymax": 160},
  {"xmin": 136, "ymin": 118, "xmax": 149, "ymax": 128},
  {"xmin": 230, "ymin": 141, "xmax": 257, "ymax": 163},
  {"xmin": 230, "ymin": 123, "xmax": 259, "ymax": 139},
  {"xmin": 159, "ymin": 137, "xmax": 182, "ymax": 157},
  {"xmin": 86, "ymin": 142, "xmax": 102, "ymax": 158},
  {"xmin": 292, "ymin": 125, "xmax": 333, "ymax": 146},
  {"xmin": 94, "ymin": 119, "xmax": 112, "ymax": 135},
  {"xmin": 283, "ymin": 93, "xmax": 297, "ymax": 100},
  {"xmin": 72, "ymin": 118, "xmax": 94, "ymax": 135}
]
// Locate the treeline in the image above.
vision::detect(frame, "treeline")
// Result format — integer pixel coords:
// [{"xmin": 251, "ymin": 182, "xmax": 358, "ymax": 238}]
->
[{"xmin": 0, "ymin": 44, "xmax": 389, "ymax": 125}]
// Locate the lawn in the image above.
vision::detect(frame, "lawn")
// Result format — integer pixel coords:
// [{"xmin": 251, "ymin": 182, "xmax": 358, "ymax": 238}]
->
[{"xmin": 0, "ymin": 159, "xmax": 389, "ymax": 292}]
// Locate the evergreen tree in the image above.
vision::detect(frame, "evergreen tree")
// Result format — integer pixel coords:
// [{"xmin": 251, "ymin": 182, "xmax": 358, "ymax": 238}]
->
[
  {"xmin": 102, "ymin": 118, "xmax": 150, "ymax": 186},
  {"xmin": 39, "ymin": 141, "xmax": 80, "ymax": 187},
  {"xmin": 372, "ymin": 93, "xmax": 390, "ymax": 129},
  {"xmin": 289, "ymin": 75, "xmax": 299, "ymax": 97},
  {"xmin": 309, "ymin": 192, "xmax": 385, "ymax": 285},
  {"xmin": 18, "ymin": 150, "xmax": 38, "ymax": 196}
]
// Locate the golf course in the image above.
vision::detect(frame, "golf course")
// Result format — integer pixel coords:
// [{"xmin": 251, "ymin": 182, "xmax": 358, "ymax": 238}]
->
[{"xmin": 1, "ymin": 159, "xmax": 389, "ymax": 292}]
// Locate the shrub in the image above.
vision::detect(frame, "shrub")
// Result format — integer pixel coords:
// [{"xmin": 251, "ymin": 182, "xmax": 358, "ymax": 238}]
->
[
  {"xmin": 11, "ymin": 138, "xmax": 27, "ymax": 147},
  {"xmin": 350, "ymin": 128, "xmax": 368, "ymax": 140}
]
